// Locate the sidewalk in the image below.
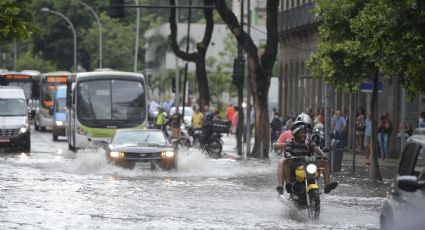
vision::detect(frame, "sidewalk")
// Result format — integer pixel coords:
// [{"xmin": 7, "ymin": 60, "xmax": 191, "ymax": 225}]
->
[{"xmin": 221, "ymin": 134, "xmax": 398, "ymax": 179}]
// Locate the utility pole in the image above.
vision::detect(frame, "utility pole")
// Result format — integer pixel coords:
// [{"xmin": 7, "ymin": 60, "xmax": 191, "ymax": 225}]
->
[
  {"xmin": 182, "ymin": 0, "xmax": 192, "ymax": 119},
  {"xmin": 134, "ymin": 0, "xmax": 140, "ymax": 72},
  {"xmin": 174, "ymin": 0, "xmax": 180, "ymax": 115},
  {"xmin": 325, "ymin": 84, "xmax": 335, "ymax": 171}
]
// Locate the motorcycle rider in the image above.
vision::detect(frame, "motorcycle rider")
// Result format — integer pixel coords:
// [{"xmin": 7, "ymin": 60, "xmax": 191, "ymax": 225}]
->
[
  {"xmin": 200, "ymin": 113, "xmax": 214, "ymax": 145},
  {"xmin": 275, "ymin": 113, "xmax": 338, "ymax": 195}
]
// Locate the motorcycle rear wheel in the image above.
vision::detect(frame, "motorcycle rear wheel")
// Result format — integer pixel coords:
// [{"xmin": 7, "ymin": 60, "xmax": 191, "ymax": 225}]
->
[
  {"xmin": 208, "ymin": 140, "xmax": 222, "ymax": 159},
  {"xmin": 308, "ymin": 189, "xmax": 320, "ymax": 219}
]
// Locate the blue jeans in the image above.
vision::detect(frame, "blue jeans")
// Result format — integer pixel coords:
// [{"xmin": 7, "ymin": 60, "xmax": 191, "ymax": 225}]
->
[{"xmin": 378, "ymin": 132, "xmax": 389, "ymax": 159}]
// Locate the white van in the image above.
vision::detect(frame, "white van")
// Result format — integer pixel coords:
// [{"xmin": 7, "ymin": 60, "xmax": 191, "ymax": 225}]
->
[{"xmin": 0, "ymin": 86, "xmax": 31, "ymax": 152}]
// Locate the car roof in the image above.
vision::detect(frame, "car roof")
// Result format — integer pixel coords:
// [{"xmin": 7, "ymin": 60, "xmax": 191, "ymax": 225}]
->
[
  {"xmin": 0, "ymin": 86, "xmax": 26, "ymax": 99},
  {"xmin": 407, "ymin": 130, "xmax": 425, "ymax": 147}
]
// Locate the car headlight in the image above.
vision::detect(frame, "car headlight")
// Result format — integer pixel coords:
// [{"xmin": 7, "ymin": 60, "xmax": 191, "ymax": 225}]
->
[
  {"xmin": 306, "ymin": 164, "xmax": 317, "ymax": 174},
  {"xmin": 161, "ymin": 151, "xmax": 175, "ymax": 158},
  {"xmin": 110, "ymin": 151, "xmax": 124, "ymax": 158},
  {"xmin": 19, "ymin": 126, "xmax": 28, "ymax": 134},
  {"xmin": 55, "ymin": 121, "xmax": 64, "ymax": 126}
]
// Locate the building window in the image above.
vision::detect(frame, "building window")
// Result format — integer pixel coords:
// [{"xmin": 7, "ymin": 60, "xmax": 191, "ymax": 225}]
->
[{"xmin": 286, "ymin": 0, "xmax": 289, "ymax": 10}]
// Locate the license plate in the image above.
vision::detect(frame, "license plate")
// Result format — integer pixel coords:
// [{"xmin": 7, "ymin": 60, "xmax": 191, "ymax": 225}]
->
[
  {"xmin": 0, "ymin": 139, "xmax": 10, "ymax": 143},
  {"xmin": 139, "ymin": 162, "xmax": 152, "ymax": 169}
]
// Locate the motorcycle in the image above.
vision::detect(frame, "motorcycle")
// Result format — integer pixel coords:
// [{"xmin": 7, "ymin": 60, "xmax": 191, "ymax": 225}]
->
[
  {"xmin": 286, "ymin": 155, "xmax": 324, "ymax": 219},
  {"xmin": 188, "ymin": 128, "xmax": 223, "ymax": 159}
]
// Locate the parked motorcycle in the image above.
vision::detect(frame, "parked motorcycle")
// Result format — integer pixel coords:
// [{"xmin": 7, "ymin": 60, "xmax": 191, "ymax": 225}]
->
[{"xmin": 286, "ymin": 155, "xmax": 324, "ymax": 219}]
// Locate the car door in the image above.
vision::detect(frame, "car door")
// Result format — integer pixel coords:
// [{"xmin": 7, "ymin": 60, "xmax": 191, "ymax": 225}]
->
[
  {"xmin": 394, "ymin": 142, "xmax": 425, "ymax": 225},
  {"xmin": 392, "ymin": 143, "xmax": 419, "ymax": 223}
]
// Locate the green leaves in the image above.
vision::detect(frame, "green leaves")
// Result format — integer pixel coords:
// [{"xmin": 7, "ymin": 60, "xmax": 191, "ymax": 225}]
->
[
  {"xmin": 0, "ymin": 0, "xmax": 35, "ymax": 41},
  {"xmin": 309, "ymin": 0, "xmax": 425, "ymax": 98}
]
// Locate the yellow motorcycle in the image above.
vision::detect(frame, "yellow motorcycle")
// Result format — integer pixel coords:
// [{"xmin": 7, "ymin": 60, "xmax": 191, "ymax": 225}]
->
[{"xmin": 288, "ymin": 155, "xmax": 324, "ymax": 219}]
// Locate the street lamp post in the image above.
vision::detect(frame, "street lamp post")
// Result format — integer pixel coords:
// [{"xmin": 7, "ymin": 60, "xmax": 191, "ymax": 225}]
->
[
  {"xmin": 41, "ymin": 8, "xmax": 77, "ymax": 72},
  {"xmin": 75, "ymin": 0, "xmax": 102, "ymax": 69}
]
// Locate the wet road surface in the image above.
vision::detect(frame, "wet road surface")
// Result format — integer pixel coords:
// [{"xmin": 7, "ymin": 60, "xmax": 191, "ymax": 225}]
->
[{"xmin": 0, "ymin": 131, "xmax": 390, "ymax": 229}]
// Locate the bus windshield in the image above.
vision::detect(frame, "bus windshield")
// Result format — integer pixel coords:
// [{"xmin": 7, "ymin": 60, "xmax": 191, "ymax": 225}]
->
[
  {"xmin": 55, "ymin": 98, "xmax": 66, "ymax": 112},
  {"xmin": 40, "ymin": 83, "xmax": 57, "ymax": 109},
  {"xmin": 7, "ymin": 81, "xmax": 32, "ymax": 100},
  {"xmin": 77, "ymin": 79, "xmax": 145, "ymax": 121},
  {"xmin": 0, "ymin": 98, "xmax": 27, "ymax": 116}
]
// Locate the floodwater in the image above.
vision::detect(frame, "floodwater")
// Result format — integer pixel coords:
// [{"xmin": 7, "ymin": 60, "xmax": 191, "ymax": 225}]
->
[{"xmin": 0, "ymin": 132, "xmax": 388, "ymax": 229}]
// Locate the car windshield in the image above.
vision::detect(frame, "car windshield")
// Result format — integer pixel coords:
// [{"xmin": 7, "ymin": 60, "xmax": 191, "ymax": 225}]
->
[
  {"xmin": 112, "ymin": 131, "xmax": 167, "ymax": 146},
  {"xmin": 0, "ymin": 98, "xmax": 27, "ymax": 116}
]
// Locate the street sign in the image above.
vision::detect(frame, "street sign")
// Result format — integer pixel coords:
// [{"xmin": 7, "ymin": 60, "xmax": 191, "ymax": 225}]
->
[{"xmin": 360, "ymin": 81, "xmax": 383, "ymax": 93}]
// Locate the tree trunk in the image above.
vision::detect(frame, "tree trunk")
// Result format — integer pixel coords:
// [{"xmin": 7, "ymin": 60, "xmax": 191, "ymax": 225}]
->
[
  {"xmin": 195, "ymin": 50, "xmax": 210, "ymax": 108},
  {"xmin": 251, "ymin": 81, "xmax": 270, "ymax": 157},
  {"xmin": 215, "ymin": 0, "xmax": 278, "ymax": 158},
  {"xmin": 168, "ymin": 0, "xmax": 214, "ymax": 109},
  {"xmin": 370, "ymin": 70, "xmax": 382, "ymax": 181}
]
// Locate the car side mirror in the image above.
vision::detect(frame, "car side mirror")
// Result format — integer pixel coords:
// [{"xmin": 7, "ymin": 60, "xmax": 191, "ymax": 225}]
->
[{"xmin": 397, "ymin": 175, "xmax": 419, "ymax": 192}]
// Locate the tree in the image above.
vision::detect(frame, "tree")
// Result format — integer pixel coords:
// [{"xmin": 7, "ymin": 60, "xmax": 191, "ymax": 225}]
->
[
  {"xmin": 310, "ymin": 0, "xmax": 425, "ymax": 181},
  {"xmin": 309, "ymin": 0, "xmax": 384, "ymax": 180},
  {"xmin": 82, "ymin": 13, "xmax": 136, "ymax": 71},
  {"xmin": 15, "ymin": 50, "xmax": 55, "ymax": 72},
  {"xmin": 215, "ymin": 0, "xmax": 279, "ymax": 158},
  {"xmin": 168, "ymin": 0, "xmax": 214, "ymax": 110},
  {"xmin": 0, "ymin": 0, "xmax": 35, "ymax": 41}
]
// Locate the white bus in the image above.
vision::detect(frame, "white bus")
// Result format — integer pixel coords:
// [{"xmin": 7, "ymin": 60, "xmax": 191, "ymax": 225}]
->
[
  {"xmin": 35, "ymin": 71, "xmax": 71, "ymax": 131},
  {"xmin": 66, "ymin": 71, "xmax": 147, "ymax": 152}
]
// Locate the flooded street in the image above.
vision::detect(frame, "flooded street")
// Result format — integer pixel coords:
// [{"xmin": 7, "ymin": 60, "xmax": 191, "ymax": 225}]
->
[{"xmin": 1, "ymin": 131, "xmax": 389, "ymax": 229}]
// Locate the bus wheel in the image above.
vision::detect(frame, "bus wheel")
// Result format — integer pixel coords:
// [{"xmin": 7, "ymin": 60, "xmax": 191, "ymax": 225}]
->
[
  {"xmin": 35, "ymin": 123, "xmax": 39, "ymax": 131},
  {"xmin": 40, "ymin": 126, "xmax": 46, "ymax": 132}
]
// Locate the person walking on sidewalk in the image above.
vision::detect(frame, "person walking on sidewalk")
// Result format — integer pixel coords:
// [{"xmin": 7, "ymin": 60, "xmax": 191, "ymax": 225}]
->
[
  {"xmin": 355, "ymin": 108, "xmax": 366, "ymax": 152},
  {"xmin": 377, "ymin": 113, "xmax": 392, "ymax": 160},
  {"xmin": 419, "ymin": 111, "xmax": 425, "ymax": 128},
  {"xmin": 364, "ymin": 112, "xmax": 372, "ymax": 162}
]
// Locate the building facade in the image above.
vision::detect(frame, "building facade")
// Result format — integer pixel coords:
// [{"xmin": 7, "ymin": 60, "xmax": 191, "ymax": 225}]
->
[{"xmin": 277, "ymin": 0, "xmax": 425, "ymax": 156}]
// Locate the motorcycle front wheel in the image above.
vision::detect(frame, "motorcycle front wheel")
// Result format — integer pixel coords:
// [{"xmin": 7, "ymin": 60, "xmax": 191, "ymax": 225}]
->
[
  {"xmin": 308, "ymin": 189, "xmax": 320, "ymax": 219},
  {"xmin": 208, "ymin": 140, "xmax": 222, "ymax": 159}
]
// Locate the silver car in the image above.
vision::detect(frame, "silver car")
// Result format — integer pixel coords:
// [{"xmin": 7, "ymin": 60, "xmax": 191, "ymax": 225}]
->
[{"xmin": 380, "ymin": 128, "xmax": 425, "ymax": 230}]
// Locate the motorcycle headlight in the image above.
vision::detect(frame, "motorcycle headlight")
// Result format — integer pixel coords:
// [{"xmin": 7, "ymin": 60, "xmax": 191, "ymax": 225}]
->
[
  {"xmin": 161, "ymin": 151, "xmax": 175, "ymax": 158},
  {"xmin": 19, "ymin": 126, "xmax": 28, "ymax": 134},
  {"xmin": 306, "ymin": 164, "xmax": 317, "ymax": 174},
  {"xmin": 55, "ymin": 121, "xmax": 64, "ymax": 126}
]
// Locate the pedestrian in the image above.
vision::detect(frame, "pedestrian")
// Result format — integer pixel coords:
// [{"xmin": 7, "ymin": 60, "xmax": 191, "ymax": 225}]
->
[
  {"xmin": 314, "ymin": 108, "xmax": 324, "ymax": 128},
  {"xmin": 355, "ymin": 107, "xmax": 365, "ymax": 152},
  {"xmin": 377, "ymin": 113, "xmax": 392, "ymax": 160},
  {"xmin": 226, "ymin": 103, "xmax": 235, "ymax": 123},
  {"xmin": 364, "ymin": 112, "xmax": 372, "ymax": 160},
  {"xmin": 155, "ymin": 107, "xmax": 166, "ymax": 130},
  {"xmin": 270, "ymin": 112, "xmax": 282, "ymax": 148},
  {"xmin": 419, "ymin": 111, "xmax": 425, "ymax": 128},
  {"xmin": 232, "ymin": 106, "xmax": 239, "ymax": 149},
  {"xmin": 191, "ymin": 107, "xmax": 203, "ymax": 130},
  {"xmin": 332, "ymin": 110, "xmax": 346, "ymax": 146}
]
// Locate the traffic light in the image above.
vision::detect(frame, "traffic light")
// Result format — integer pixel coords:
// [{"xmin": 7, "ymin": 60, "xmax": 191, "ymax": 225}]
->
[{"xmin": 109, "ymin": 0, "xmax": 125, "ymax": 18}]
